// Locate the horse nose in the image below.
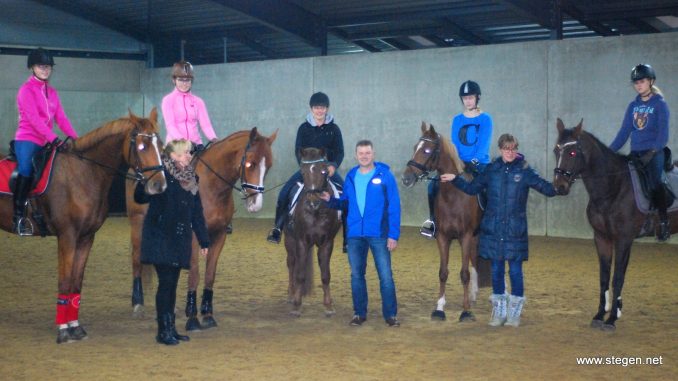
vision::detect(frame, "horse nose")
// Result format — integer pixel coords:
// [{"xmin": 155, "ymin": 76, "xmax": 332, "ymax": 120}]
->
[
  {"xmin": 401, "ymin": 173, "xmax": 414, "ymax": 187},
  {"xmin": 556, "ymin": 184, "xmax": 569, "ymax": 195},
  {"xmin": 147, "ymin": 179, "xmax": 166, "ymax": 195}
]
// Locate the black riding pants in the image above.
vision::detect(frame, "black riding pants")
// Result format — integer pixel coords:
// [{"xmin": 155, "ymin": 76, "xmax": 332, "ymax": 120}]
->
[{"xmin": 154, "ymin": 264, "xmax": 181, "ymax": 317}]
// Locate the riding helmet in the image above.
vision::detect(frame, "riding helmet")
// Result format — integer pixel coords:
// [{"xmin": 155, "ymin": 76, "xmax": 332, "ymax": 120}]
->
[
  {"xmin": 172, "ymin": 61, "xmax": 194, "ymax": 79},
  {"xmin": 309, "ymin": 92, "xmax": 330, "ymax": 108},
  {"xmin": 27, "ymin": 48, "xmax": 54, "ymax": 68},
  {"xmin": 630, "ymin": 64, "xmax": 656, "ymax": 82}
]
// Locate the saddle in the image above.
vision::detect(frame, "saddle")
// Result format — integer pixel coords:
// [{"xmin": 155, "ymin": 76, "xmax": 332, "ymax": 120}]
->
[
  {"xmin": 287, "ymin": 180, "xmax": 342, "ymax": 218},
  {"xmin": 628, "ymin": 156, "xmax": 678, "ymax": 215},
  {"xmin": 0, "ymin": 141, "xmax": 57, "ymax": 196},
  {"xmin": 462, "ymin": 161, "xmax": 487, "ymax": 211}
]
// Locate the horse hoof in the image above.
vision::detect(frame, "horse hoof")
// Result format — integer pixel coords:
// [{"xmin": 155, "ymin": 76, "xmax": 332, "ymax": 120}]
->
[
  {"xmin": 56, "ymin": 328, "xmax": 74, "ymax": 344},
  {"xmin": 289, "ymin": 310, "xmax": 302, "ymax": 317},
  {"xmin": 132, "ymin": 304, "xmax": 145, "ymax": 319},
  {"xmin": 431, "ymin": 310, "xmax": 446, "ymax": 321},
  {"xmin": 201, "ymin": 316, "xmax": 218, "ymax": 329},
  {"xmin": 459, "ymin": 311, "xmax": 476, "ymax": 322},
  {"xmin": 601, "ymin": 323, "xmax": 616, "ymax": 332},
  {"xmin": 590, "ymin": 319, "xmax": 604, "ymax": 328},
  {"xmin": 185, "ymin": 317, "xmax": 202, "ymax": 331},
  {"xmin": 324, "ymin": 309, "xmax": 336, "ymax": 317},
  {"xmin": 68, "ymin": 325, "xmax": 88, "ymax": 341}
]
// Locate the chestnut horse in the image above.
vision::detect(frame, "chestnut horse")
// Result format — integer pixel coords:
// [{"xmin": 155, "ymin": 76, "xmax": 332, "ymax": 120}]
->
[
  {"xmin": 285, "ymin": 147, "xmax": 341, "ymax": 317},
  {"xmin": 127, "ymin": 128, "xmax": 277, "ymax": 329},
  {"xmin": 402, "ymin": 122, "xmax": 490, "ymax": 322},
  {"xmin": 553, "ymin": 118, "xmax": 677, "ymax": 331},
  {"xmin": 0, "ymin": 109, "xmax": 166, "ymax": 343}
]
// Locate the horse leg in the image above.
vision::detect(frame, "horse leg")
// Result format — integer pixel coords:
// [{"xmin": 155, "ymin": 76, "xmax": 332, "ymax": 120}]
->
[
  {"xmin": 431, "ymin": 236, "xmax": 451, "ymax": 321},
  {"xmin": 591, "ymin": 233, "xmax": 613, "ymax": 328},
  {"xmin": 55, "ymin": 231, "xmax": 78, "ymax": 344},
  {"xmin": 317, "ymin": 240, "xmax": 334, "ymax": 317},
  {"xmin": 200, "ymin": 231, "xmax": 226, "ymax": 329},
  {"xmin": 458, "ymin": 233, "xmax": 476, "ymax": 322},
  {"xmin": 602, "ymin": 239, "xmax": 633, "ymax": 331},
  {"xmin": 130, "ymin": 213, "xmax": 145, "ymax": 318},
  {"xmin": 185, "ymin": 238, "xmax": 201, "ymax": 331},
  {"xmin": 65, "ymin": 234, "xmax": 95, "ymax": 341},
  {"xmin": 290, "ymin": 241, "xmax": 310, "ymax": 317},
  {"xmin": 285, "ymin": 243, "xmax": 295, "ymax": 304}
]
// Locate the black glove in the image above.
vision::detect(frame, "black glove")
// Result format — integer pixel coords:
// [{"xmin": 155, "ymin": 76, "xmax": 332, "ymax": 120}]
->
[{"xmin": 51, "ymin": 137, "xmax": 62, "ymax": 147}]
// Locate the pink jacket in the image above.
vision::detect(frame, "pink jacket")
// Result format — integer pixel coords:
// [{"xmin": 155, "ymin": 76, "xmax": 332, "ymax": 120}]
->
[
  {"xmin": 161, "ymin": 88, "xmax": 217, "ymax": 144},
  {"xmin": 15, "ymin": 76, "xmax": 78, "ymax": 145}
]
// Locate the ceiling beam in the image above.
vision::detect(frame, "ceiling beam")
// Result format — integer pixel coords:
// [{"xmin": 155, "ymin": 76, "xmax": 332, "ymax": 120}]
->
[
  {"xmin": 502, "ymin": 0, "xmax": 556, "ymax": 29},
  {"xmin": 439, "ymin": 17, "xmax": 488, "ymax": 45},
  {"xmin": 31, "ymin": 0, "xmax": 148, "ymax": 42},
  {"xmin": 560, "ymin": 1, "xmax": 618, "ymax": 36},
  {"xmin": 624, "ymin": 18, "xmax": 662, "ymax": 34},
  {"xmin": 331, "ymin": 29, "xmax": 381, "ymax": 52},
  {"xmin": 586, "ymin": 6, "xmax": 678, "ymax": 21},
  {"xmin": 381, "ymin": 38, "xmax": 412, "ymax": 51},
  {"xmin": 210, "ymin": 0, "xmax": 326, "ymax": 49}
]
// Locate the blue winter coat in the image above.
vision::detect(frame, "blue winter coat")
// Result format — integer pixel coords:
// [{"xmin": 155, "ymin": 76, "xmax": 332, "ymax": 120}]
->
[
  {"xmin": 135, "ymin": 170, "xmax": 210, "ymax": 269},
  {"xmin": 452, "ymin": 155, "xmax": 556, "ymax": 261},
  {"xmin": 327, "ymin": 162, "xmax": 401, "ymax": 240}
]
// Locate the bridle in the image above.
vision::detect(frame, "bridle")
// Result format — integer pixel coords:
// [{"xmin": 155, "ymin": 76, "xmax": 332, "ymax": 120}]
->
[
  {"xmin": 406, "ymin": 134, "xmax": 441, "ymax": 181},
  {"xmin": 128, "ymin": 130, "xmax": 164, "ymax": 184},
  {"xmin": 300, "ymin": 157, "xmax": 330, "ymax": 195},
  {"xmin": 553, "ymin": 140, "xmax": 582, "ymax": 185}
]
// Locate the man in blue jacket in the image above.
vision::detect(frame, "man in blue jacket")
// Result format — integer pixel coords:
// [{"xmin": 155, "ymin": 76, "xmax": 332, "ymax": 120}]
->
[{"xmin": 322, "ymin": 140, "xmax": 401, "ymax": 327}]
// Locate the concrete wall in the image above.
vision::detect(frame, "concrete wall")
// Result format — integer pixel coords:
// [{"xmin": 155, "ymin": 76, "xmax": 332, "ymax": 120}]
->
[{"xmin": 2, "ymin": 32, "xmax": 677, "ymax": 239}]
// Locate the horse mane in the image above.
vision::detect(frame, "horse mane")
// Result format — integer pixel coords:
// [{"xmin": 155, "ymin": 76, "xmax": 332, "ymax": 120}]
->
[
  {"xmin": 73, "ymin": 117, "xmax": 135, "ymax": 152},
  {"xmin": 580, "ymin": 130, "xmax": 628, "ymax": 162},
  {"xmin": 440, "ymin": 136, "xmax": 465, "ymax": 174}
]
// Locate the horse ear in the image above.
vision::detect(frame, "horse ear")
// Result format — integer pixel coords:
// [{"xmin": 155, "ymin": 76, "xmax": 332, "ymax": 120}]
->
[
  {"xmin": 149, "ymin": 107, "xmax": 158, "ymax": 124},
  {"xmin": 128, "ymin": 108, "xmax": 139, "ymax": 123},
  {"xmin": 249, "ymin": 127, "xmax": 258, "ymax": 142},
  {"xmin": 574, "ymin": 118, "xmax": 583, "ymax": 136},
  {"xmin": 556, "ymin": 118, "xmax": 565, "ymax": 133},
  {"xmin": 429, "ymin": 124, "xmax": 436, "ymax": 134},
  {"xmin": 421, "ymin": 121, "xmax": 427, "ymax": 133},
  {"xmin": 268, "ymin": 128, "xmax": 279, "ymax": 144}
]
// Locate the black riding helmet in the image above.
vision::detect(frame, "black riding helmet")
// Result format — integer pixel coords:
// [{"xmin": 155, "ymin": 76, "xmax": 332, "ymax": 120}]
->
[
  {"xmin": 459, "ymin": 80, "xmax": 481, "ymax": 104},
  {"xmin": 631, "ymin": 64, "xmax": 656, "ymax": 82},
  {"xmin": 27, "ymin": 48, "xmax": 54, "ymax": 68},
  {"xmin": 309, "ymin": 92, "xmax": 330, "ymax": 108}
]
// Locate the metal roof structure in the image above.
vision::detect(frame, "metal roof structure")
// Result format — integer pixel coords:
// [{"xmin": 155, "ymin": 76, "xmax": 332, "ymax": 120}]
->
[{"xmin": 11, "ymin": 0, "xmax": 678, "ymax": 66}]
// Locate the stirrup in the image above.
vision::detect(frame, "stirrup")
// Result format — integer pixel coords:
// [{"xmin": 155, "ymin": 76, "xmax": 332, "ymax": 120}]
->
[
  {"xmin": 657, "ymin": 221, "xmax": 670, "ymax": 242},
  {"xmin": 419, "ymin": 220, "xmax": 436, "ymax": 239},
  {"xmin": 14, "ymin": 217, "xmax": 34, "ymax": 236}
]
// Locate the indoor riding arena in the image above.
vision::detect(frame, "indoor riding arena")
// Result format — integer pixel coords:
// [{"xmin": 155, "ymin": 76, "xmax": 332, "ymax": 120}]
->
[{"xmin": 1, "ymin": 1, "xmax": 678, "ymax": 380}]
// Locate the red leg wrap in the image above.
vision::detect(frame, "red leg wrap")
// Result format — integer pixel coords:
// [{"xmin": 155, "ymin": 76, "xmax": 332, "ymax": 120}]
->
[
  {"xmin": 67, "ymin": 293, "xmax": 81, "ymax": 323},
  {"xmin": 55, "ymin": 294, "xmax": 69, "ymax": 325}
]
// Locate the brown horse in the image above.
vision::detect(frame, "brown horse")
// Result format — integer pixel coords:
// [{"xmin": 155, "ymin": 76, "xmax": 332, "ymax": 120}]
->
[
  {"xmin": 127, "ymin": 128, "xmax": 277, "ymax": 329},
  {"xmin": 553, "ymin": 118, "xmax": 677, "ymax": 331},
  {"xmin": 0, "ymin": 109, "xmax": 166, "ymax": 343},
  {"xmin": 285, "ymin": 147, "xmax": 341, "ymax": 317},
  {"xmin": 402, "ymin": 122, "xmax": 490, "ymax": 322}
]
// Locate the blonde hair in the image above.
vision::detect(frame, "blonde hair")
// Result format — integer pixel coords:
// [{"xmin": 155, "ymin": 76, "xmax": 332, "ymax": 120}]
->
[
  {"xmin": 164, "ymin": 139, "xmax": 192, "ymax": 156},
  {"xmin": 652, "ymin": 85, "xmax": 664, "ymax": 97}
]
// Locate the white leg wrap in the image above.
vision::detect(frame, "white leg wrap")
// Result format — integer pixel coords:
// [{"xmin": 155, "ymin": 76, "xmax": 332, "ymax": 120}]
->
[
  {"xmin": 470, "ymin": 267, "xmax": 478, "ymax": 302},
  {"xmin": 604, "ymin": 290, "xmax": 611, "ymax": 312},
  {"xmin": 436, "ymin": 296, "xmax": 446, "ymax": 311}
]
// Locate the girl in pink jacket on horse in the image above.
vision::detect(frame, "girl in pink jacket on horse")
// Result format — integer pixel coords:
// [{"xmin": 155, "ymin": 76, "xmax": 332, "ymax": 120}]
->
[
  {"xmin": 13, "ymin": 48, "xmax": 78, "ymax": 235},
  {"xmin": 161, "ymin": 61, "xmax": 217, "ymax": 150}
]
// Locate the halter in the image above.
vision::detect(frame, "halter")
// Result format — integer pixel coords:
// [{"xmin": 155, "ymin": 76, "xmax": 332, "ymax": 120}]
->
[
  {"xmin": 553, "ymin": 140, "xmax": 581, "ymax": 184},
  {"xmin": 128, "ymin": 130, "xmax": 164, "ymax": 183},
  {"xmin": 406, "ymin": 134, "xmax": 441, "ymax": 181}
]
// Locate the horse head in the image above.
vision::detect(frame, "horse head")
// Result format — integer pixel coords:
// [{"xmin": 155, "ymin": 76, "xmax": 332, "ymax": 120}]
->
[
  {"xmin": 299, "ymin": 147, "xmax": 330, "ymax": 210},
  {"xmin": 402, "ymin": 121, "xmax": 443, "ymax": 188},
  {"xmin": 553, "ymin": 118, "xmax": 585, "ymax": 195},
  {"xmin": 240, "ymin": 127, "xmax": 278, "ymax": 212},
  {"xmin": 125, "ymin": 108, "xmax": 167, "ymax": 195}
]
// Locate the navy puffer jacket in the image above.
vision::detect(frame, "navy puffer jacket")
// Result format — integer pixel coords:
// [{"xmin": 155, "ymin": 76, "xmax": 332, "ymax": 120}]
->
[{"xmin": 452, "ymin": 155, "xmax": 556, "ymax": 261}]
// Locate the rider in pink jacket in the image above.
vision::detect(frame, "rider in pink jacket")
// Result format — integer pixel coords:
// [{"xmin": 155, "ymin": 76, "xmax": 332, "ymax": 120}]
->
[{"xmin": 161, "ymin": 61, "xmax": 217, "ymax": 148}]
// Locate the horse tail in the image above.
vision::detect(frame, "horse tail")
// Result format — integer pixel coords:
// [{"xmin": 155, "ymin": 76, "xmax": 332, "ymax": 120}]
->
[{"xmin": 301, "ymin": 247, "xmax": 315, "ymax": 297}]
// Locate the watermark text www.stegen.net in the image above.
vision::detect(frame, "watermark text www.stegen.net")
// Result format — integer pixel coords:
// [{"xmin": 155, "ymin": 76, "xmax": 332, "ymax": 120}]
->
[{"xmin": 576, "ymin": 356, "xmax": 664, "ymax": 366}]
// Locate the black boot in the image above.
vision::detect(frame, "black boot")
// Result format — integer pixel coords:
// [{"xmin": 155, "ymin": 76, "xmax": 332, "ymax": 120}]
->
[
  {"xmin": 156, "ymin": 313, "xmax": 179, "ymax": 345},
  {"xmin": 169, "ymin": 313, "xmax": 190, "ymax": 341},
  {"xmin": 654, "ymin": 188, "xmax": 671, "ymax": 242},
  {"xmin": 12, "ymin": 175, "xmax": 34, "ymax": 236},
  {"xmin": 267, "ymin": 204, "xmax": 287, "ymax": 244},
  {"xmin": 185, "ymin": 290, "xmax": 201, "ymax": 331},
  {"xmin": 200, "ymin": 288, "xmax": 217, "ymax": 329}
]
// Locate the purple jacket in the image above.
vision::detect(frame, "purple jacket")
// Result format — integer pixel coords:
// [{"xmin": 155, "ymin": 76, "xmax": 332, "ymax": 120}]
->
[
  {"xmin": 15, "ymin": 76, "xmax": 78, "ymax": 145},
  {"xmin": 162, "ymin": 88, "xmax": 217, "ymax": 144}
]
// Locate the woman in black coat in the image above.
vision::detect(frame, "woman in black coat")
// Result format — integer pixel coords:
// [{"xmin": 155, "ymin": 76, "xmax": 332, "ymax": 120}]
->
[
  {"xmin": 440, "ymin": 134, "xmax": 557, "ymax": 328},
  {"xmin": 135, "ymin": 139, "xmax": 210, "ymax": 345}
]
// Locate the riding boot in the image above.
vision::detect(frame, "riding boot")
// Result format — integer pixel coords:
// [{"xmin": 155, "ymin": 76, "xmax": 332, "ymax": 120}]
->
[
  {"xmin": 12, "ymin": 174, "xmax": 34, "ymax": 236},
  {"xmin": 505, "ymin": 295, "xmax": 526, "ymax": 327},
  {"xmin": 185, "ymin": 290, "xmax": 202, "ymax": 331},
  {"xmin": 156, "ymin": 313, "xmax": 179, "ymax": 345},
  {"xmin": 200, "ymin": 288, "xmax": 217, "ymax": 329},
  {"xmin": 488, "ymin": 294, "xmax": 507, "ymax": 327},
  {"xmin": 266, "ymin": 204, "xmax": 287, "ymax": 244},
  {"xmin": 419, "ymin": 183, "xmax": 437, "ymax": 239},
  {"xmin": 654, "ymin": 188, "xmax": 670, "ymax": 242},
  {"xmin": 169, "ymin": 313, "xmax": 190, "ymax": 341}
]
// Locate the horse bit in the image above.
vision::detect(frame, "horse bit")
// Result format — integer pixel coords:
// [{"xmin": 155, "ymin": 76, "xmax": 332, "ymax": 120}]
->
[
  {"xmin": 406, "ymin": 134, "xmax": 441, "ymax": 181},
  {"xmin": 128, "ymin": 130, "xmax": 164, "ymax": 183},
  {"xmin": 553, "ymin": 140, "xmax": 582, "ymax": 185}
]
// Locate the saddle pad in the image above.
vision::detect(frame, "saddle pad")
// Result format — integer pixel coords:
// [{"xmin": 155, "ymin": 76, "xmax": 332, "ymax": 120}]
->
[
  {"xmin": 288, "ymin": 181, "xmax": 341, "ymax": 220},
  {"xmin": 628, "ymin": 163, "xmax": 678, "ymax": 214},
  {"xmin": 0, "ymin": 150, "xmax": 57, "ymax": 196}
]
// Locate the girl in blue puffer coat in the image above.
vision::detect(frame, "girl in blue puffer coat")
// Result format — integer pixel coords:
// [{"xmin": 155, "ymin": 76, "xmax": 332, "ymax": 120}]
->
[{"xmin": 440, "ymin": 133, "xmax": 558, "ymax": 327}]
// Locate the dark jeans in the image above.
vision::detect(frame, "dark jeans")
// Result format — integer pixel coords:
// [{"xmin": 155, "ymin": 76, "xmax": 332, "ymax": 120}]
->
[
  {"xmin": 633, "ymin": 149, "xmax": 666, "ymax": 193},
  {"xmin": 154, "ymin": 264, "xmax": 181, "ymax": 316},
  {"xmin": 347, "ymin": 237, "xmax": 398, "ymax": 320},
  {"xmin": 14, "ymin": 140, "xmax": 42, "ymax": 177},
  {"xmin": 491, "ymin": 259, "xmax": 524, "ymax": 297}
]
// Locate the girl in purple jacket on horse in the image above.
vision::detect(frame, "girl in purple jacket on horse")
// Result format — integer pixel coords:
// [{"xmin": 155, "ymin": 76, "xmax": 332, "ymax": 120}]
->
[{"xmin": 13, "ymin": 48, "xmax": 78, "ymax": 235}]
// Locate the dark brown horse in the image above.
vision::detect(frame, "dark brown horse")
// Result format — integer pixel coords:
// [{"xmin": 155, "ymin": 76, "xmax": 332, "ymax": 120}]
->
[
  {"xmin": 127, "ymin": 128, "xmax": 277, "ymax": 329},
  {"xmin": 0, "ymin": 109, "xmax": 166, "ymax": 343},
  {"xmin": 402, "ymin": 122, "xmax": 490, "ymax": 322},
  {"xmin": 285, "ymin": 147, "xmax": 341, "ymax": 317},
  {"xmin": 553, "ymin": 118, "xmax": 677, "ymax": 331}
]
